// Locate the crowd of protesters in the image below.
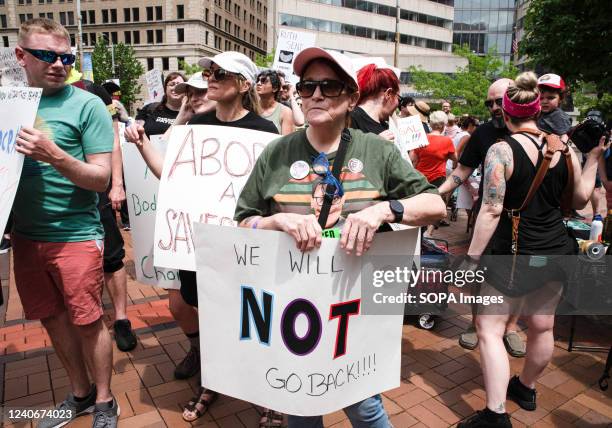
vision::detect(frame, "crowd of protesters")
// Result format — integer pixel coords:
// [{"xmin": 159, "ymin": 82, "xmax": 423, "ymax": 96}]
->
[{"xmin": 6, "ymin": 17, "xmax": 611, "ymax": 428}]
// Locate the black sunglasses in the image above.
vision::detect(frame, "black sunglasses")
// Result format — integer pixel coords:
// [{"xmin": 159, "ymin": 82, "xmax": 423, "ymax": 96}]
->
[
  {"xmin": 296, "ymin": 80, "xmax": 346, "ymax": 98},
  {"xmin": 256, "ymin": 76, "xmax": 269, "ymax": 84},
  {"xmin": 22, "ymin": 47, "xmax": 75, "ymax": 65},
  {"xmin": 210, "ymin": 67, "xmax": 239, "ymax": 82},
  {"xmin": 484, "ymin": 97, "xmax": 503, "ymax": 109}
]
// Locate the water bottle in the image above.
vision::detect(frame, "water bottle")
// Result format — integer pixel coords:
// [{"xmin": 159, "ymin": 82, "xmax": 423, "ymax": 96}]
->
[{"xmin": 589, "ymin": 214, "xmax": 603, "ymax": 242}]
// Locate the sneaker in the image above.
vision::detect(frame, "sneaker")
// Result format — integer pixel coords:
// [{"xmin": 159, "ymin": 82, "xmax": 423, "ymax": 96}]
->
[
  {"xmin": 503, "ymin": 331, "xmax": 526, "ymax": 358},
  {"xmin": 459, "ymin": 326, "xmax": 478, "ymax": 350},
  {"xmin": 37, "ymin": 385, "xmax": 96, "ymax": 428},
  {"xmin": 0, "ymin": 237, "xmax": 11, "ymax": 254},
  {"xmin": 92, "ymin": 398, "xmax": 120, "ymax": 428},
  {"xmin": 458, "ymin": 409, "xmax": 512, "ymax": 428},
  {"xmin": 507, "ymin": 375, "xmax": 537, "ymax": 411},
  {"xmin": 113, "ymin": 319, "xmax": 137, "ymax": 352},
  {"xmin": 174, "ymin": 345, "xmax": 200, "ymax": 379}
]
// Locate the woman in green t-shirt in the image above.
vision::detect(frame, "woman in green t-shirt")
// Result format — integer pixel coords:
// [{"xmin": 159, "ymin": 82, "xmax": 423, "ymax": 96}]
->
[{"xmin": 235, "ymin": 47, "xmax": 446, "ymax": 428}]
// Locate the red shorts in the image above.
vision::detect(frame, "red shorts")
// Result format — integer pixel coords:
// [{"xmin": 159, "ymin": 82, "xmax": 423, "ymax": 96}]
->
[{"xmin": 12, "ymin": 234, "xmax": 105, "ymax": 325}]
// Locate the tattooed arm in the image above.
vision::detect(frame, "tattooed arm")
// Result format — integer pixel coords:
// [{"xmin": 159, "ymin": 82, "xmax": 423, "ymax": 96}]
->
[
  {"xmin": 467, "ymin": 141, "xmax": 513, "ymax": 257},
  {"xmin": 438, "ymin": 163, "xmax": 474, "ymax": 196}
]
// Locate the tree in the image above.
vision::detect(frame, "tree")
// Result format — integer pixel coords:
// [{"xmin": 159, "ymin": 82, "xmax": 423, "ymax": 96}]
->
[
  {"xmin": 91, "ymin": 38, "xmax": 144, "ymax": 112},
  {"xmin": 520, "ymin": 0, "xmax": 611, "ymax": 98},
  {"xmin": 178, "ymin": 60, "xmax": 203, "ymax": 76},
  {"xmin": 254, "ymin": 49, "xmax": 275, "ymax": 68},
  {"xmin": 408, "ymin": 45, "xmax": 517, "ymax": 118}
]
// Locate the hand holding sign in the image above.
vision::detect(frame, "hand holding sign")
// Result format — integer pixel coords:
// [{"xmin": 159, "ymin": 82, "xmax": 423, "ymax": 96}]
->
[{"xmin": 271, "ymin": 212, "xmax": 322, "ymax": 252}]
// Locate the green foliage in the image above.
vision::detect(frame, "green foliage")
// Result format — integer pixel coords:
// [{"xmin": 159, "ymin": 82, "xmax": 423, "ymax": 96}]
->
[
  {"xmin": 408, "ymin": 45, "xmax": 518, "ymax": 118},
  {"xmin": 254, "ymin": 49, "xmax": 275, "ymax": 68},
  {"xmin": 91, "ymin": 38, "xmax": 144, "ymax": 113},
  {"xmin": 571, "ymin": 82, "xmax": 612, "ymax": 120},
  {"xmin": 520, "ymin": 0, "xmax": 611, "ymax": 97},
  {"xmin": 179, "ymin": 60, "xmax": 203, "ymax": 77}
]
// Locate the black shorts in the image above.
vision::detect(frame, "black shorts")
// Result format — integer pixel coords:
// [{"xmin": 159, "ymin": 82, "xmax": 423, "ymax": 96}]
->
[
  {"xmin": 178, "ymin": 269, "xmax": 198, "ymax": 307},
  {"xmin": 97, "ymin": 190, "xmax": 125, "ymax": 273}
]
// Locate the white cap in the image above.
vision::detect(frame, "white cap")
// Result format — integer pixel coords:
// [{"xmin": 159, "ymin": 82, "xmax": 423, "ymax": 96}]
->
[
  {"xmin": 293, "ymin": 48, "xmax": 358, "ymax": 89},
  {"xmin": 537, "ymin": 73, "xmax": 566, "ymax": 91},
  {"xmin": 175, "ymin": 72, "xmax": 208, "ymax": 94},
  {"xmin": 198, "ymin": 51, "xmax": 259, "ymax": 83}
]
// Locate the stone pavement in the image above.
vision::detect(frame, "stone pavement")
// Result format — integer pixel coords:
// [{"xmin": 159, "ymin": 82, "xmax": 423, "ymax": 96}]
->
[{"xmin": 0, "ymin": 211, "xmax": 611, "ymax": 427}]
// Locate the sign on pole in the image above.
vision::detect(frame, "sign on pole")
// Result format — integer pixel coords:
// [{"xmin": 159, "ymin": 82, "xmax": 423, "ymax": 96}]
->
[
  {"xmin": 0, "ymin": 48, "xmax": 28, "ymax": 87},
  {"xmin": 0, "ymin": 87, "xmax": 42, "ymax": 234},
  {"xmin": 122, "ymin": 136, "xmax": 180, "ymax": 288},
  {"xmin": 82, "ymin": 52, "xmax": 94, "ymax": 82},
  {"xmin": 154, "ymin": 125, "xmax": 278, "ymax": 271},
  {"xmin": 272, "ymin": 29, "xmax": 316, "ymax": 84},
  {"xmin": 145, "ymin": 69, "xmax": 164, "ymax": 103},
  {"xmin": 194, "ymin": 224, "xmax": 417, "ymax": 416}
]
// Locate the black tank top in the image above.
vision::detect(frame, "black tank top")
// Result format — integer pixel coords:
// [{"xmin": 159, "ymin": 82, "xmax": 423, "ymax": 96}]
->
[{"xmin": 490, "ymin": 133, "xmax": 575, "ymax": 255}]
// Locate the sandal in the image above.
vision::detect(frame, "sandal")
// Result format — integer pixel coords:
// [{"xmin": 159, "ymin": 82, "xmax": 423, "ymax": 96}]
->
[
  {"xmin": 182, "ymin": 387, "xmax": 219, "ymax": 422},
  {"xmin": 259, "ymin": 408, "xmax": 284, "ymax": 427}
]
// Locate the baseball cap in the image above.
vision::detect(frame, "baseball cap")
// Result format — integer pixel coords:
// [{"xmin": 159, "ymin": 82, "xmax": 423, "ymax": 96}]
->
[
  {"xmin": 537, "ymin": 73, "xmax": 566, "ymax": 91},
  {"xmin": 175, "ymin": 72, "xmax": 208, "ymax": 94},
  {"xmin": 293, "ymin": 47, "xmax": 358, "ymax": 89},
  {"xmin": 198, "ymin": 51, "xmax": 258, "ymax": 83},
  {"xmin": 407, "ymin": 101, "xmax": 431, "ymax": 123}
]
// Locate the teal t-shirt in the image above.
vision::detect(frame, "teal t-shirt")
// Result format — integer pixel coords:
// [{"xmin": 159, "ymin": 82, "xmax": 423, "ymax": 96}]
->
[{"xmin": 13, "ymin": 85, "xmax": 114, "ymax": 242}]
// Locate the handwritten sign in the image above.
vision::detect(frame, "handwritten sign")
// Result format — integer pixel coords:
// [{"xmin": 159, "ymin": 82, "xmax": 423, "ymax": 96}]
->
[
  {"xmin": 154, "ymin": 125, "xmax": 278, "ymax": 271},
  {"xmin": 145, "ymin": 69, "xmax": 164, "ymax": 103},
  {"xmin": 0, "ymin": 48, "xmax": 28, "ymax": 87},
  {"xmin": 194, "ymin": 224, "xmax": 417, "ymax": 415},
  {"xmin": 122, "ymin": 136, "xmax": 180, "ymax": 288},
  {"xmin": 272, "ymin": 29, "xmax": 317, "ymax": 85},
  {"xmin": 0, "ymin": 87, "xmax": 42, "ymax": 234},
  {"xmin": 389, "ymin": 115, "xmax": 429, "ymax": 152}
]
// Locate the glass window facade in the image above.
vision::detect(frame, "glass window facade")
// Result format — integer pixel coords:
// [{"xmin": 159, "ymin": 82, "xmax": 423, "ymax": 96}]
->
[
  {"xmin": 280, "ymin": 13, "xmax": 451, "ymax": 52},
  {"xmin": 453, "ymin": 0, "xmax": 516, "ymax": 63}
]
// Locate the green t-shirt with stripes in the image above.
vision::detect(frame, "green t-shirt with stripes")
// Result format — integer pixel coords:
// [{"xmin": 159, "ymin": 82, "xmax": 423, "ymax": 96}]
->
[{"xmin": 234, "ymin": 128, "xmax": 437, "ymax": 223}]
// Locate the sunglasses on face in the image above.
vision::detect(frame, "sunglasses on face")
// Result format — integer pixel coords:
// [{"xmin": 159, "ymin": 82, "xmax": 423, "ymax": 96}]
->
[
  {"xmin": 209, "ymin": 67, "xmax": 239, "ymax": 82},
  {"xmin": 22, "ymin": 47, "xmax": 75, "ymax": 65},
  {"xmin": 296, "ymin": 80, "xmax": 346, "ymax": 98},
  {"xmin": 484, "ymin": 98, "xmax": 503, "ymax": 109},
  {"xmin": 256, "ymin": 76, "xmax": 269, "ymax": 85}
]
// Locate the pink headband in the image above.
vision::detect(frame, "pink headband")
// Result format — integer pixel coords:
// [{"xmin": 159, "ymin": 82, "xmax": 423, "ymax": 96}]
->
[{"xmin": 502, "ymin": 91, "xmax": 541, "ymax": 118}]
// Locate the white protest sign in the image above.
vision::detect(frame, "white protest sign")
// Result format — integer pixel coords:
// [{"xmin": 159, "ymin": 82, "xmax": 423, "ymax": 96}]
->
[
  {"xmin": 390, "ymin": 115, "xmax": 429, "ymax": 152},
  {"xmin": 122, "ymin": 136, "xmax": 180, "ymax": 288},
  {"xmin": 272, "ymin": 29, "xmax": 316, "ymax": 85},
  {"xmin": 145, "ymin": 69, "xmax": 164, "ymax": 103},
  {"xmin": 0, "ymin": 48, "xmax": 28, "ymax": 87},
  {"xmin": 194, "ymin": 224, "xmax": 417, "ymax": 416},
  {"xmin": 0, "ymin": 87, "xmax": 42, "ymax": 233},
  {"xmin": 154, "ymin": 125, "xmax": 278, "ymax": 271}
]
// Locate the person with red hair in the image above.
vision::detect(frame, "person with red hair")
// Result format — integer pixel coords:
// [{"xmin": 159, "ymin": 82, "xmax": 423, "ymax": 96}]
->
[{"xmin": 349, "ymin": 63, "xmax": 400, "ymax": 141}]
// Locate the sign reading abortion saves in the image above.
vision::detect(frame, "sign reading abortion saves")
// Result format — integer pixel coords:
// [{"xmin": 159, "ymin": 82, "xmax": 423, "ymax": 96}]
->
[
  {"xmin": 154, "ymin": 125, "xmax": 278, "ymax": 271},
  {"xmin": 194, "ymin": 224, "xmax": 417, "ymax": 416},
  {"xmin": 0, "ymin": 87, "xmax": 42, "ymax": 234}
]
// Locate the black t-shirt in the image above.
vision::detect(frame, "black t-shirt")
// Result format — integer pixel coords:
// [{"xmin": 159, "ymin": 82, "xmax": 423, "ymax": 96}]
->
[
  {"xmin": 459, "ymin": 121, "xmax": 508, "ymax": 169},
  {"xmin": 135, "ymin": 102, "xmax": 180, "ymax": 136},
  {"xmin": 349, "ymin": 106, "xmax": 388, "ymax": 135},
  {"xmin": 189, "ymin": 110, "xmax": 279, "ymax": 134}
]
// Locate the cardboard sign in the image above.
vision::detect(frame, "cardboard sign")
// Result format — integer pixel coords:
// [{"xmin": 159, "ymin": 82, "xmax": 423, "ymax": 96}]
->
[
  {"xmin": 0, "ymin": 48, "xmax": 28, "ymax": 87},
  {"xmin": 122, "ymin": 135, "xmax": 180, "ymax": 288},
  {"xmin": 145, "ymin": 69, "xmax": 164, "ymax": 103},
  {"xmin": 194, "ymin": 224, "xmax": 417, "ymax": 416},
  {"xmin": 272, "ymin": 29, "xmax": 316, "ymax": 85},
  {"xmin": 389, "ymin": 115, "xmax": 429, "ymax": 152},
  {"xmin": 0, "ymin": 87, "xmax": 42, "ymax": 234},
  {"xmin": 154, "ymin": 125, "xmax": 278, "ymax": 271}
]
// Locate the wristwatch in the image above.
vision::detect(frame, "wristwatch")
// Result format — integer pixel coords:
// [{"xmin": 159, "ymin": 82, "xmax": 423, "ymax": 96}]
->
[{"xmin": 388, "ymin": 200, "xmax": 404, "ymax": 223}]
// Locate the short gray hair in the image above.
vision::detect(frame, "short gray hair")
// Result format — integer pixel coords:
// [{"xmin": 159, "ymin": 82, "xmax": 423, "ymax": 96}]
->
[{"xmin": 429, "ymin": 110, "xmax": 448, "ymax": 130}]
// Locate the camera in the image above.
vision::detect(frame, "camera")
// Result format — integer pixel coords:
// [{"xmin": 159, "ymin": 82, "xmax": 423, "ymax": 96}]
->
[{"xmin": 569, "ymin": 110, "xmax": 612, "ymax": 153}]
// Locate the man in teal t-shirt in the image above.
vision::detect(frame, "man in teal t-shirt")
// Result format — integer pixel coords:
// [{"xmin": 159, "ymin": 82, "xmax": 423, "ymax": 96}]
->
[{"xmin": 13, "ymin": 18, "xmax": 119, "ymax": 428}]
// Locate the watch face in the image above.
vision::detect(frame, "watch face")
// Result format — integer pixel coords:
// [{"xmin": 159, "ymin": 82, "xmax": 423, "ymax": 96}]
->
[{"xmin": 390, "ymin": 200, "xmax": 404, "ymax": 222}]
